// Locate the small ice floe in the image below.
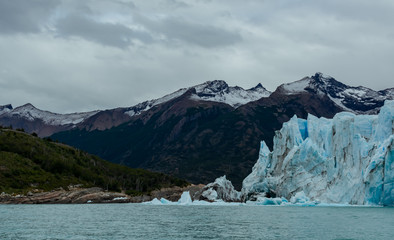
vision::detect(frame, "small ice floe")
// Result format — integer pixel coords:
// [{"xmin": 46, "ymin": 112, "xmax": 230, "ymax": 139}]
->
[
  {"xmin": 142, "ymin": 191, "xmax": 244, "ymax": 206},
  {"xmin": 112, "ymin": 197, "xmax": 128, "ymax": 201}
]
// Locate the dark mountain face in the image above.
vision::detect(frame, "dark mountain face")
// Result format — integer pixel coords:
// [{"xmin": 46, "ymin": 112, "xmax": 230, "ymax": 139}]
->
[{"xmin": 0, "ymin": 116, "xmax": 69, "ymax": 137}]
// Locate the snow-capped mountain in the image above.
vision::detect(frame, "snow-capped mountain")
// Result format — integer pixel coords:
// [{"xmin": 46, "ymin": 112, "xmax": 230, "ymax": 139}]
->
[
  {"xmin": 0, "ymin": 103, "xmax": 99, "ymax": 126},
  {"xmin": 125, "ymin": 80, "xmax": 270, "ymax": 117},
  {"xmin": 0, "ymin": 80, "xmax": 269, "ymax": 135},
  {"xmin": 190, "ymin": 80, "xmax": 271, "ymax": 108},
  {"xmin": 278, "ymin": 73, "xmax": 394, "ymax": 113},
  {"xmin": 241, "ymin": 100, "xmax": 394, "ymax": 206},
  {"xmin": 0, "ymin": 104, "xmax": 13, "ymax": 115},
  {"xmin": 0, "ymin": 103, "xmax": 100, "ymax": 137},
  {"xmin": 124, "ymin": 88, "xmax": 189, "ymax": 117}
]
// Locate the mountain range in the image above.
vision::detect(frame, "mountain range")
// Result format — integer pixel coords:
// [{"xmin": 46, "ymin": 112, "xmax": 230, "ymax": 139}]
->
[{"xmin": 1, "ymin": 73, "xmax": 393, "ymax": 188}]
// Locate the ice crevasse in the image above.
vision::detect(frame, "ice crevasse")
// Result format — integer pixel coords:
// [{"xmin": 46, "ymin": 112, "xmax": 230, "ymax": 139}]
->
[{"xmin": 241, "ymin": 100, "xmax": 394, "ymax": 206}]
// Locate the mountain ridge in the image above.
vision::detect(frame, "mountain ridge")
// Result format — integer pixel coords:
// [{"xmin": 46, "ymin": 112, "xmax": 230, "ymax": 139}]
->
[
  {"xmin": 2, "ymin": 73, "xmax": 393, "ymax": 188},
  {"xmin": 0, "ymin": 80, "xmax": 269, "ymax": 136}
]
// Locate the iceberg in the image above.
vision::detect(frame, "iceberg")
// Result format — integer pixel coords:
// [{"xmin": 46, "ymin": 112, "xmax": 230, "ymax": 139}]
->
[
  {"xmin": 199, "ymin": 176, "xmax": 241, "ymax": 202},
  {"xmin": 143, "ymin": 191, "xmax": 244, "ymax": 206},
  {"xmin": 178, "ymin": 191, "xmax": 193, "ymax": 205},
  {"xmin": 242, "ymin": 100, "xmax": 394, "ymax": 206}
]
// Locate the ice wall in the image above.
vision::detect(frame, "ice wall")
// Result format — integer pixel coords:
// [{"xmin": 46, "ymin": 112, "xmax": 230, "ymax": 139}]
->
[{"xmin": 242, "ymin": 100, "xmax": 394, "ymax": 206}]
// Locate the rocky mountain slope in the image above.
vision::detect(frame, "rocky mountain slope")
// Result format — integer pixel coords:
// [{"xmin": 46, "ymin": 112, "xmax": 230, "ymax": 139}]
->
[
  {"xmin": 278, "ymin": 73, "xmax": 393, "ymax": 113},
  {"xmin": 0, "ymin": 81, "xmax": 269, "ymax": 136},
  {"xmin": 0, "ymin": 104, "xmax": 99, "ymax": 137}
]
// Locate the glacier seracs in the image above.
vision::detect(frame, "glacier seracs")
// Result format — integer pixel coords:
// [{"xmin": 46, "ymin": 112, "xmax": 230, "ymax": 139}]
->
[
  {"xmin": 199, "ymin": 175, "xmax": 241, "ymax": 202},
  {"xmin": 241, "ymin": 100, "xmax": 394, "ymax": 206}
]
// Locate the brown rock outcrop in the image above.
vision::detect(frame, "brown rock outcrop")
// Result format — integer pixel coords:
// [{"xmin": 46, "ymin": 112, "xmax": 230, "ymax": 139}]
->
[
  {"xmin": 0, "ymin": 184, "xmax": 205, "ymax": 204},
  {"xmin": 0, "ymin": 187, "xmax": 130, "ymax": 204}
]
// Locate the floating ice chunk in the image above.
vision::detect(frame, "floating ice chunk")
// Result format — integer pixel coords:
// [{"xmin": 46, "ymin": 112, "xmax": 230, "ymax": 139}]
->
[
  {"xmin": 200, "ymin": 176, "xmax": 241, "ymax": 202},
  {"xmin": 151, "ymin": 198, "xmax": 162, "ymax": 205},
  {"xmin": 249, "ymin": 197, "xmax": 288, "ymax": 206},
  {"xmin": 112, "ymin": 197, "xmax": 128, "ymax": 201},
  {"xmin": 178, "ymin": 191, "xmax": 193, "ymax": 205},
  {"xmin": 160, "ymin": 198, "xmax": 172, "ymax": 204},
  {"xmin": 291, "ymin": 191, "xmax": 309, "ymax": 204},
  {"xmin": 142, "ymin": 196, "xmax": 245, "ymax": 206}
]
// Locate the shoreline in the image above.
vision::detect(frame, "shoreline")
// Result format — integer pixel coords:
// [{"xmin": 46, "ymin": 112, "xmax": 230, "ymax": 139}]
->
[{"xmin": 0, "ymin": 184, "xmax": 204, "ymax": 204}]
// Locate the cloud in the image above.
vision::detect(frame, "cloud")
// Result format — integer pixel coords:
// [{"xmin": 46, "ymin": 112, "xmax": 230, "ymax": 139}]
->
[
  {"xmin": 160, "ymin": 0, "xmax": 189, "ymax": 9},
  {"xmin": 144, "ymin": 17, "xmax": 243, "ymax": 48},
  {"xmin": 0, "ymin": 0, "xmax": 60, "ymax": 34},
  {"xmin": 55, "ymin": 14, "xmax": 152, "ymax": 48},
  {"xmin": 0, "ymin": 0, "xmax": 393, "ymax": 113}
]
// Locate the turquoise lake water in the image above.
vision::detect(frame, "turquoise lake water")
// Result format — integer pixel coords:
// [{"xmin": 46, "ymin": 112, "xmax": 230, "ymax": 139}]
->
[{"xmin": 0, "ymin": 204, "xmax": 393, "ymax": 239}]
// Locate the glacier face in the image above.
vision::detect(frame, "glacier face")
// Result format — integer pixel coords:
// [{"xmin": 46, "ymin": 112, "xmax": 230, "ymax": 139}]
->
[{"xmin": 242, "ymin": 100, "xmax": 394, "ymax": 206}]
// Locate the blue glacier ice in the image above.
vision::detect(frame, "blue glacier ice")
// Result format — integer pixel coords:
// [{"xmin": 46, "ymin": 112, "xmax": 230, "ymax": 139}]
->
[{"xmin": 241, "ymin": 100, "xmax": 394, "ymax": 206}]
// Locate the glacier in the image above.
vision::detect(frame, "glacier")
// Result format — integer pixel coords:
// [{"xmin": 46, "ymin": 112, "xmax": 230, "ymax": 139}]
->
[{"xmin": 241, "ymin": 100, "xmax": 394, "ymax": 206}]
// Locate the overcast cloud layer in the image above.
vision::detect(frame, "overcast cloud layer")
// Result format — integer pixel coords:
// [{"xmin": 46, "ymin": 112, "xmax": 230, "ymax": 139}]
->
[{"xmin": 0, "ymin": 0, "xmax": 393, "ymax": 113}]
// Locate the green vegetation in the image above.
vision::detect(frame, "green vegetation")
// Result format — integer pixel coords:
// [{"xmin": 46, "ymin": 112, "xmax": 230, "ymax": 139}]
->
[{"xmin": 0, "ymin": 129, "xmax": 188, "ymax": 195}]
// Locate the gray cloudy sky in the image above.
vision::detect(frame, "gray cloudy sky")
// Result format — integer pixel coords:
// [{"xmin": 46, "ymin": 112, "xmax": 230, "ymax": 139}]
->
[{"xmin": 0, "ymin": 0, "xmax": 393, "ymax": 113}]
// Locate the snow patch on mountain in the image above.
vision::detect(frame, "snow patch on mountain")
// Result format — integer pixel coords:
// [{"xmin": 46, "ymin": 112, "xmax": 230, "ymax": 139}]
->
[
  {"xmin": 279, "ymin": 73, "xmax": 393, "ymax": 113},
  {"xmin": 125, "ymin": 88, "xmax": 188, "ymax": 117},
  {"xmin": 241, "ymin": 100, "xmax": 394, "ymax": 206},
  {"xmin": 3, "ymin": 103, "xmax": 99, "ymax": 126},
  {"xmin": 190, "ymin": 80, "xmax": 271, "ymax": 108},
  {"xmin": 125, "ymin": 80, "xmax": 270, "ymax": 117},
  {"xmin": 0, "ymin": 104, "xmax": 13, "ymax": 115},
  {"xmin": 280, "ymin": 77, "xmax": 310, "ymax": 94}
]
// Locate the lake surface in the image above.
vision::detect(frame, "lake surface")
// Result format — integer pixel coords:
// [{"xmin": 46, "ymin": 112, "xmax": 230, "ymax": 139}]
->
[{"xmin": 1, "ymin": 204, "xmax": 393, "ymax": 240}]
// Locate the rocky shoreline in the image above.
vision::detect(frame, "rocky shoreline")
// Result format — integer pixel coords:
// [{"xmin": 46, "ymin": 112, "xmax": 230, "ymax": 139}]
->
[{"xmin": 0, "ymin": 184, "xmax": 205, "ymax": 204}]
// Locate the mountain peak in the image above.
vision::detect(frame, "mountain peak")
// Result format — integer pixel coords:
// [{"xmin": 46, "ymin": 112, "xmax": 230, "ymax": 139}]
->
[
  {"xmin": 253, "ymin": 83, "xmax": 263, "ymax": 89},
  {"xmin": 17, "ymin": 103, "xmax": 37, "ymax": 110},
  {"xmin": 125, "ymin": 80, "xmax": 271, "ymax": 117},
  {"xmin": 196, "ymin": 80, "xmax": 229, "ymax": 94},
  {"xmin": 248, "ymin": 83, "xmax": 268, "ymax": 92},
  {"xmin": 191, "ymin": 80, "xmax": 271, "ymax": 108},
  {"xmin": 277, "ymin": 72, "xmax": 392, "ymax": 113},
  {"xmin": 1, "ymin": 103, "xmax": 99, "ymax": 129},
  {"xmin": 0, "ymin": 104, "xmax": 13, "ymax": 109},
  {"xmin": 279, "ymin": 72, "xmax": 347, "ymax": 94},
  {"xmin": 312, "ymin": 72, "xmax": 333, "ymax": 80},
  {"xmin": 0, "ymin": 104, "xmax": 13, "ymax": 115}
]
